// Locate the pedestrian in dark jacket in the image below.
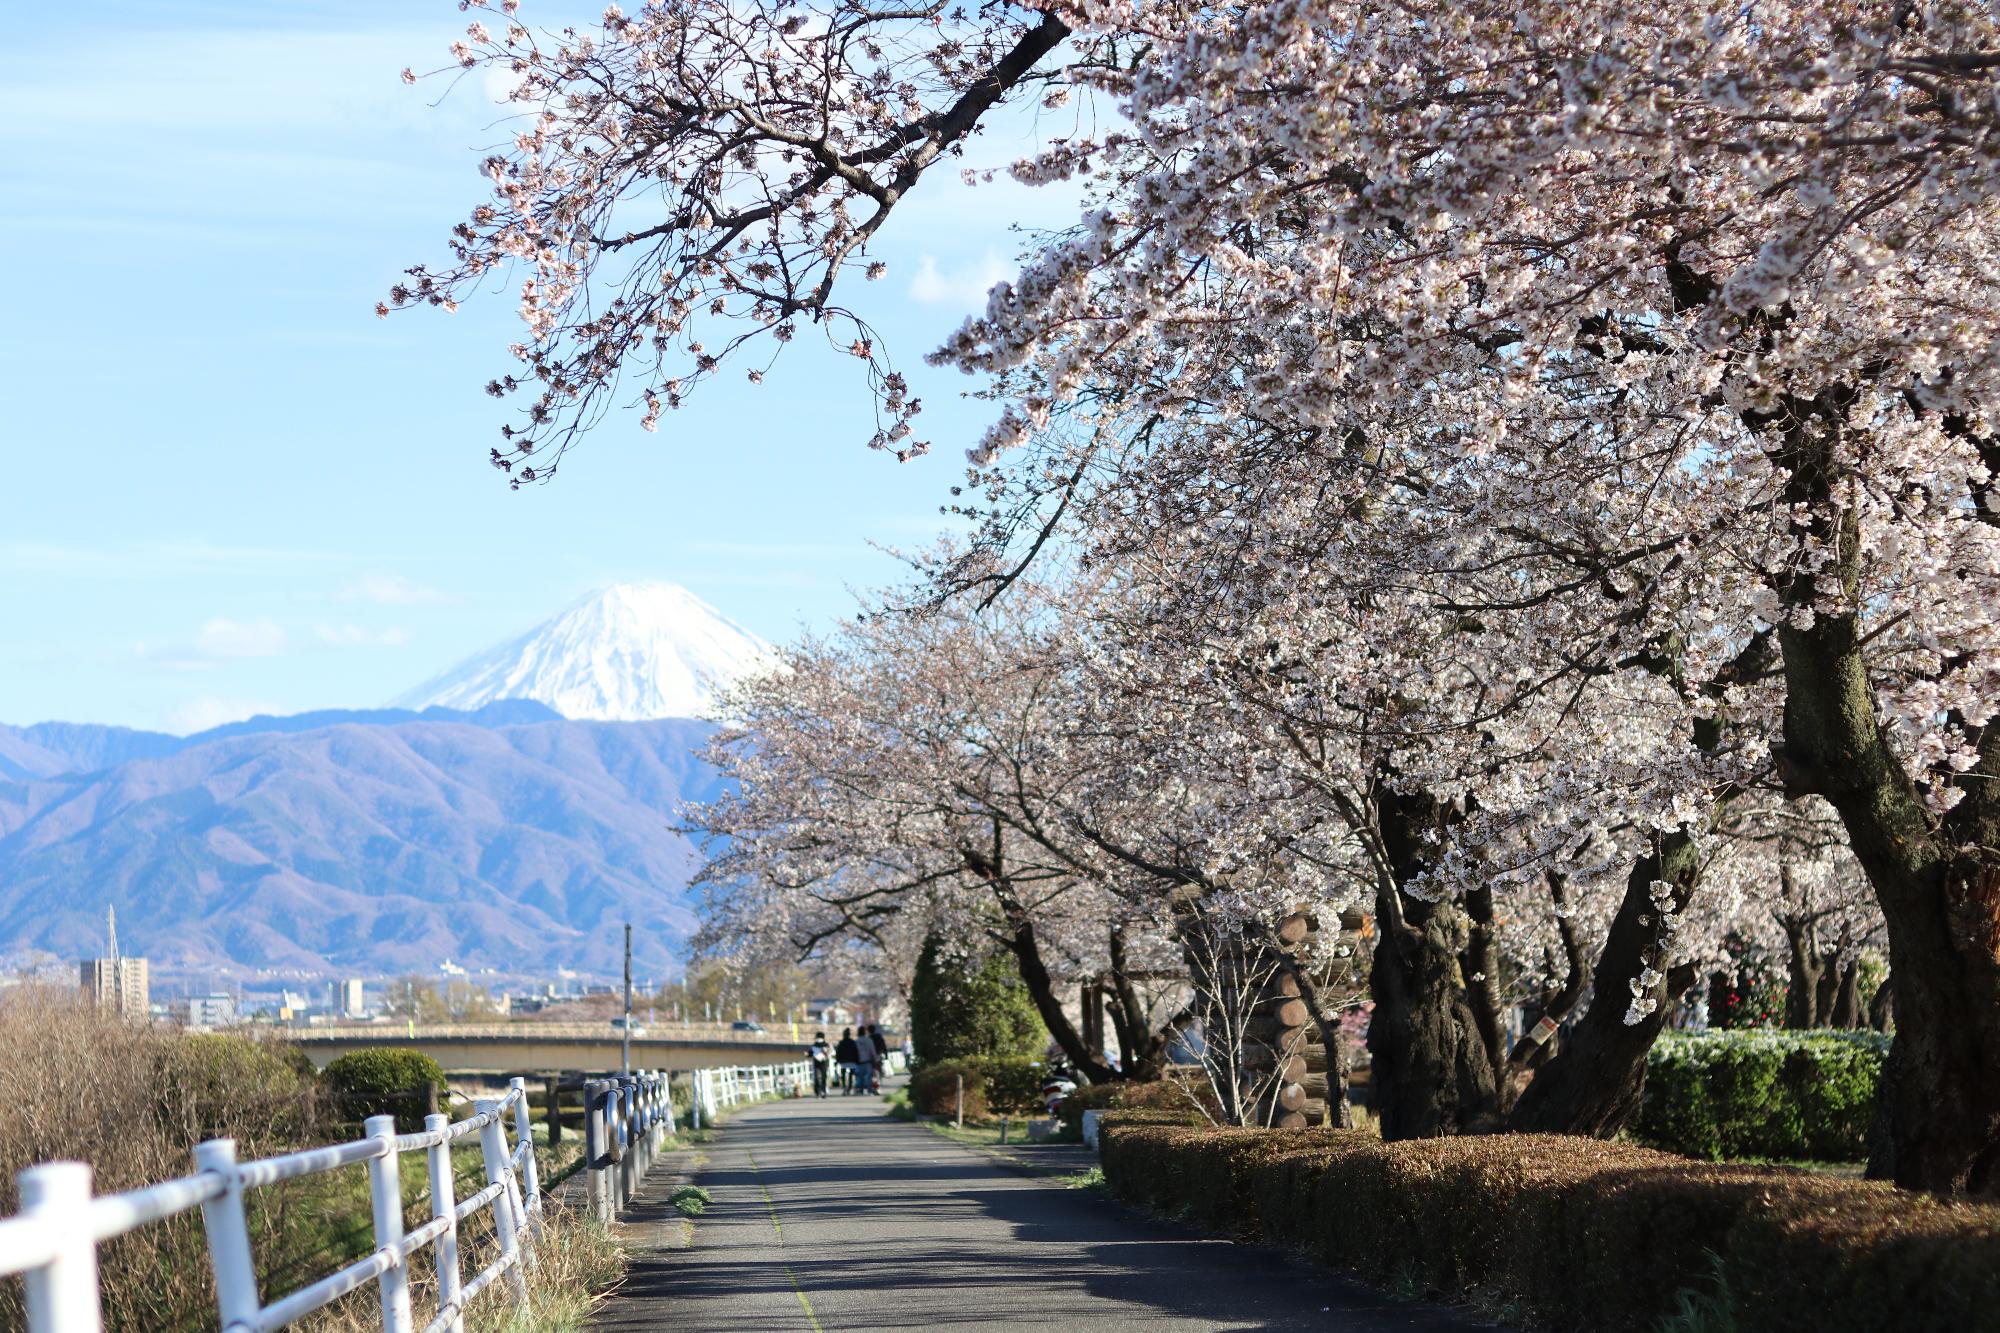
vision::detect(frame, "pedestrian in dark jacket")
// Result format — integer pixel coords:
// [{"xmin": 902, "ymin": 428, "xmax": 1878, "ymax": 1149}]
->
[{"xmin": 834, "ymin": 1028, "xmax": 860, "ymax": 1094}]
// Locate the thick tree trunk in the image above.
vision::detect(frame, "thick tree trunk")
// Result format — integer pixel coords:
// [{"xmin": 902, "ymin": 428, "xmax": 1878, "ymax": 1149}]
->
[
  {"xmin": 1780, "ymin": 907, "xmax": 1825, "ymax": 1028},
  {"xmin": 1366, "ymin": 782, "xmax": 1500, "ymax": 1138},
  {"xmin": 1508, "ymin": 831, "xmax": 1701, "ymax": 1135},
  {"xmin": 1773, "ymin": 400, "xmax": 2000, "ymax": 1193},
  {"xmin": 1368, "ymin": 888, "xmax": 1501, "ymax": 1136},
  {"xmin": 1832, "ymin": 960, "xmax": 1862, "ymax": 1030},
  {"xmin": 1868, "ymin": 971, "xmax": 1894, "ymax": 1032}
]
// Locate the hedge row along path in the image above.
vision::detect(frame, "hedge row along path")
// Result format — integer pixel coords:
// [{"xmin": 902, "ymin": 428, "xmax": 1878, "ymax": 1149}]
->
[{"xmin": 588, "ymin": 1090, "xmax": 1495, "ymax": 1330}]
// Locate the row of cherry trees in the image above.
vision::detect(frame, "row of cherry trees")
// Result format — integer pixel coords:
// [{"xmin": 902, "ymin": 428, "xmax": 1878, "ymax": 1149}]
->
[{"xmin": 404, "ymin": 0, "xmax": 2000, "ymax": 1192}]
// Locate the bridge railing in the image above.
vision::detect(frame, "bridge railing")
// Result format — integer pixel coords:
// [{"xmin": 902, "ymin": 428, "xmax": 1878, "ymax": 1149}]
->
[
  {"xmin": 0, "ymin": 1077, "xmax": 544, "ymax": 1333},
  {"xmin": 297, "ymin": 1021, "xmax": 807, "ymax": 1044}
]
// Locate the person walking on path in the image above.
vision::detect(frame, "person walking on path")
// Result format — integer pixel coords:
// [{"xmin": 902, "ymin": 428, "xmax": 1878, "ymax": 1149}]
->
[
  {"xmin": 806, "ymin": 1031, "xmax": 832, "ymax": 1098},
  {"xmin": 834, "ymin": 1027, "xmax": 860, "ymax": 1094},
  {"xmin": 853, "ymin": 1026, "xmax": 878, "ymax": 1094},
  {"xmin": 868, "ymin": 1023, "xmax": 890, "ymax": 1083}
]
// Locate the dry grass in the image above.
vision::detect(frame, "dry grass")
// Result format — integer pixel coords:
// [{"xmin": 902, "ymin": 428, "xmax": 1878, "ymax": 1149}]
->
[{"xmin": 0, "ymin": 990, "xmax": 627, "ymax": 1333}]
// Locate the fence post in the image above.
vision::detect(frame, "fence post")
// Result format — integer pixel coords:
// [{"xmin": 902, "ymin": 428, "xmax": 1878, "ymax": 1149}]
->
[
  {"xmin": 584, "ymin": 1080, "xmax": 610, "ymax": 1222},
  {"xmin": 194, "ymin": 1138, "xmax": 260, "ymax": 1331},
  {"xmin": 690, "ymin": 1070, "xmax": 703, "ymax": 1131},
  {"xmin": 663, "ymin": 1071, "xmax": 679, "ymax": 1137},
  {"xmin": 425, "ymin": 1114, "xmax": 465, "ymax": 1333},
  {"xmin": 18, "ymin": 1162, "xmax": 102, "ymax": 1333},
  {"xmin": 545, "ymin": 1076, "xmax": 563, "ymax": 1147},
  {"xmin": 475, "ymin": 1100, "xmax": 531, "ymax": 1302},
  {"xmin": 955, "ymin": 1073, "xmax": 964, "ymax": 1129},
  {"xmin": 509, "ymin": 1078, "xmax": 542, "ymax": 1229},
  {"xmin": 363, "ymin": 1115, "xmax": 417, "ymax": 1333},
  {"xmin": 615, "ymin": 1078, "xmax": 635, "ymax": 1209}
]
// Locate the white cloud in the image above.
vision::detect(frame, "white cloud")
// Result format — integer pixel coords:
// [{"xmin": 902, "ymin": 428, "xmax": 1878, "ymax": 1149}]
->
[
  {"xmin": 337, "ymin": 574, "xmax": 451, "ymax": 606},
  {"xmin": 316, "ymin": 623, "xmax": 411, "ymax": 648},
  {"xmin": 194, "ymin": 618, "xmax": 288, "ymax": 658},
  {"xmin": 908, "ymin": 252, "xmax": 1012, "ymax": 311},
  {"xmin": 168, "ymin": 697, "xmax": 281, "ymax": 735}
]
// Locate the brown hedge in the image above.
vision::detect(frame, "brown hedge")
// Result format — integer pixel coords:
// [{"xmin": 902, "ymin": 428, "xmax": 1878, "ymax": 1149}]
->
[{"xmin": 1094, "ymin": 1118, "xmax": 2000, "ymax": 1331}]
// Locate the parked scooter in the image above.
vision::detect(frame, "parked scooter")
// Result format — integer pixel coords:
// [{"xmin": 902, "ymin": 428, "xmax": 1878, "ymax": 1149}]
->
[{"xmin": 1040, "ymin": 1060, "xmax": 1078, "ymax": 1117}]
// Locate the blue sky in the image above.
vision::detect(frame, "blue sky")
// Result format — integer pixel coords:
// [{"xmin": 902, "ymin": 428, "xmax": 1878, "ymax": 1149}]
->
[{"xmin": 2, "ymin": 1, "xmax": 1076, "ymax": 732}]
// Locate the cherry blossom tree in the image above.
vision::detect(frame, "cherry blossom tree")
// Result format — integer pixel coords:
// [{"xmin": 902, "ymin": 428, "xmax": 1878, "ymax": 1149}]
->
[{"xmin": 406, "ymin": 0, "xmax": 2000, "ymax": 1191}]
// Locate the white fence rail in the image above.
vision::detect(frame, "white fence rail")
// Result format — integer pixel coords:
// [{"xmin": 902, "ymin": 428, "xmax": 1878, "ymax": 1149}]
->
[
  {"xmin": 0, "ymin": 1078, "xmax": 550, "ymax": 1333},
  {"xmin": 0, "ymin": 1061, "xmax": 811, "ymax": 1330},
  {"xmin": 688, "ymin": 1060, "xmax": 812, "ymax": 1127}
]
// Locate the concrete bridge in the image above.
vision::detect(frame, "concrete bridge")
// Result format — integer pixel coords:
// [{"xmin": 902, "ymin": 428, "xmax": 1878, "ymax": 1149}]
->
[{"xmin": 289, "ymin": 1021, "xmax": 809, "ymax": 1075}]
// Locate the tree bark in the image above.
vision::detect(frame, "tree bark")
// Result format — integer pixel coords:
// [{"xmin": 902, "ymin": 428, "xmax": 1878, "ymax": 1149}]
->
[
  {"xmin": 1772, "ymin": 396, "xmax": 2000, "ymax": 1193},
  {"xmin": 1366, "ymin": 781, "xmax": 1501, "ymax": 1137},
  {"xmin": 1106, "ymin": 925, "xmax": 1166, "ymax": 1079},
  {"xmin": 1781, "ymin": 915, "xmax": 1825, "ymax": 1029},
  {"xmin": 1508, "ymin": 830, "xmax": 1701, "ymax": 1135},
  {"xmin": 1832, "ymin": 960, "xmax": 1862, "ymax": 1030},
  {"xmin": 964, "ymin": 839, "xmax": 1123, "ymax": 1084}
]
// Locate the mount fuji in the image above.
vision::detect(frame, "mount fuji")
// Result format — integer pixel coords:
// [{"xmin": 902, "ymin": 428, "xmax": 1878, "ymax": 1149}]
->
[
  {"xmin": 0, "ymin": 582, "xmax": 783, "ymax": 985},
  {"xmin": 391, "ymin": 582, "xmax": 775, "ymax": 722}
]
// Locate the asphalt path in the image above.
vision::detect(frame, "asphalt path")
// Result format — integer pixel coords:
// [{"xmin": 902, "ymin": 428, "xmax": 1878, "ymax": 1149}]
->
[{"xmin": 591, "ymin": 1090, "xmax": 1497, "ymax": 1332}]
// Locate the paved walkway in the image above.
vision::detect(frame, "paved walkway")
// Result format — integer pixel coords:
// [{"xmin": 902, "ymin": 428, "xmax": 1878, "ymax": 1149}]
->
[{"xmin": 591, "ymin": 1092, "xmax": 1496, "ymax": 1331}]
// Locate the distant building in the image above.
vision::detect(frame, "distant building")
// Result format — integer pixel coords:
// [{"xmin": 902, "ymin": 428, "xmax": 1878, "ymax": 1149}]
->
[
  {"xmin": 80, "ymin": 906, "xmax": 148, "ymax": 1020},
  {"xmin": 331, "ymin": 978, "xmax": 366, "ymax": 1018},
  {"xmin": 807, "ymin": 997, "xmax": 856, "ymax": 1025},
  {"xmin": 180, "ymin": 993, "xmax": 236, "ymax": 1029},
  {"xmin": 81, "ymin": 957, "xmax": 150, "ymax": 1021}
]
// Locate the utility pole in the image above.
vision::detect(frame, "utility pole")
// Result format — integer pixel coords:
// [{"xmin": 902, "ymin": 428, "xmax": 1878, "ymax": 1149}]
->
[{"xmin": 622, "ymin": 922, "xmax": 633, "ymax": 1075}]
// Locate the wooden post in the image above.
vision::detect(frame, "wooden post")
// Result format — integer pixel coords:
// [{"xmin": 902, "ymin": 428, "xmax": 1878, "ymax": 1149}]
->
[
  {"xmin": 545, "ymin": 1076, "xmax": 563, "ymax": 1147},
  {"xmin": 954, "ymin": 1073, "xmax": 964, "ymax": 1129}
]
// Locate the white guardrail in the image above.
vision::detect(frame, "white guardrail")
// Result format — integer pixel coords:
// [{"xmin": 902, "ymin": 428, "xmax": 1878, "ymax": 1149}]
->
[
  {"xmin": 687, "ymin": 1060, "xmax": 811, "ymax": 1127},
  {"xmin": 0, "ymin": 1061, "xmax": 809, "ymax": 1332},
  {"xmin": 0, "ymin": 1077, "xmax": 554, "ymax": 1333}
]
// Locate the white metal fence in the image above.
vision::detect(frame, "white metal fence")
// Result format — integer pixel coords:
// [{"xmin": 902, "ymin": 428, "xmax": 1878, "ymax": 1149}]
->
[
  {"xmin": 688, "ymin": 1060, "xmax": 812, "ymax": 1127},
  {"xmin": 0, "ymin": 1077, "xmax": 545, "ymax": 1333},
  {"xmin": 0, "ymin": 1060, "xmax": 812, "ymax": 1331}
]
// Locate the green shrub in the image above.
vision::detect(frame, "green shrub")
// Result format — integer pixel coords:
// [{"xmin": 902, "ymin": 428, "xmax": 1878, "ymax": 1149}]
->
[
  {"xmin": 1095, "ymin": 1122, "xmax": 2000, "ymax": 1333},
  {"xmin": 321, "ymin": 1048, "xmax": 448, "ymax": 1132},
  {"xmin": 909, "ymin": 1057, "xmax": 1055, "ymax": 1120},
  {"xmin": 983, "ymin": 1058, "xmax": 1047, "ymax": 1116},
  {"xmin": 1057, "ymin": 1079, "xmax": 1209, "ymax": 1133},
  {"xmin": 910, "ymin": 1060, "xmax": 987, "ymax": 1120},
  {"xmin": 909, "ymin": 933, "xmax": 1046, "ymax": 1065},
  {"xmin": 1638, "ymin": 1029, "xmax": 1887, "ymax": 1161}
]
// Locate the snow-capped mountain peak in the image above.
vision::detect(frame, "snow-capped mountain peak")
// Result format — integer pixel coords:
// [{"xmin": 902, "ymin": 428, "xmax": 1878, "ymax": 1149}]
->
[{"xmin": 391, "ymin": 582, "xmax": 774, "ymax": 721}]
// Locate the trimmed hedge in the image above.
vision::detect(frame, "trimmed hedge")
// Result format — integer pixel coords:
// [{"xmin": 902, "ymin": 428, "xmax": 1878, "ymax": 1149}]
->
[
  {"xmin": 909, "ymin": 1057, "xmax": 1048, "ymax": 1120},
  {"xmin": 1638, "ymin": 1029, "xmax": 1887, "ymax": 1161},
  {"xmin": 321, "ymin": 1048, "xmax": 448, "ymax": 1132},
  {"xmin": 1096, "ymin": 1118, "xmax": 2000, "ymax": 1332}
]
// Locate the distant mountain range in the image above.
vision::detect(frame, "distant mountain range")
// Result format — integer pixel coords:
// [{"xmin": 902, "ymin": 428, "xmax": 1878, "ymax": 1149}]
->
[
  {"xmin": 0, "ymin": 582, "xmax": 776, "ymax": 986},
  {"xmin": 393, "ymin": 582, "xmax": 773, "ymax": 722}
]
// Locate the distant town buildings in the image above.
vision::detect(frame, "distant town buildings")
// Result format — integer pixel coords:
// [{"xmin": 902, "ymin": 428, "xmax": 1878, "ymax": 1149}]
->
[
  {"xmin": 80, "ymin": 907, "xmax": 149, "ymax": 1020},
  {"xmin": 180, "ymin": 993, "xmax": 236, "ymax": 1029},
  {"xmin": 332, "ymin": 978, "xmax": 366, "ymax": 1018},
  {"xmin": 81, "ymin": 955, "xmax": 150, "ymax": 1020}
]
